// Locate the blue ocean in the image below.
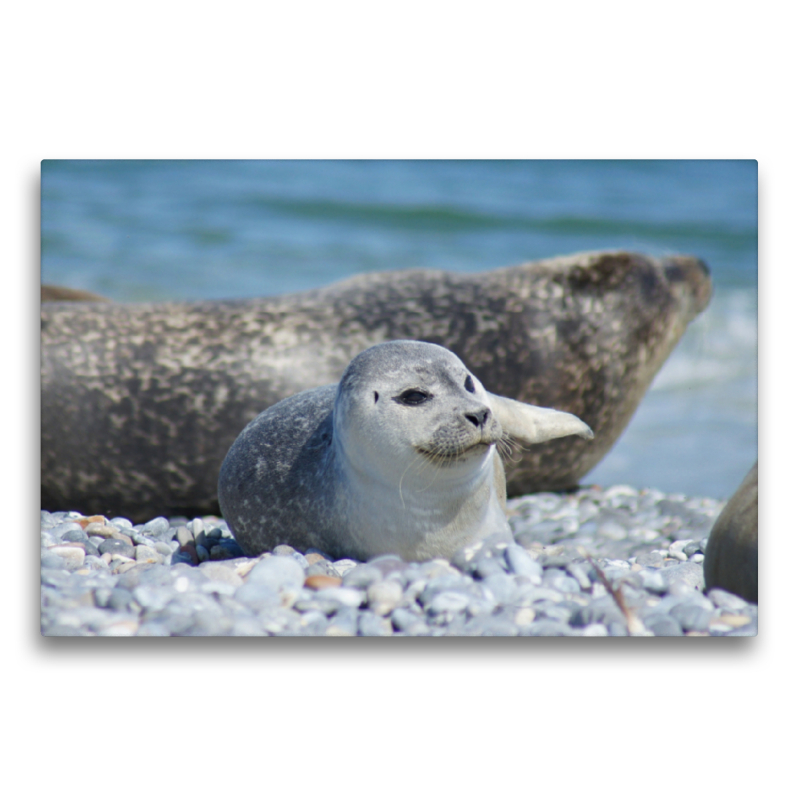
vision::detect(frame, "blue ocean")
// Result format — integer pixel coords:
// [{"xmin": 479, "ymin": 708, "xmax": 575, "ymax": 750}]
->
[{"xmin": 40, "ymin": 160, "xmax": 757, "ymax": 500}]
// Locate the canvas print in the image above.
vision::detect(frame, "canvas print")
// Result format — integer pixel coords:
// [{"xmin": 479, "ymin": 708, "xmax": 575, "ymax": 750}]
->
[{"xmin": 40, "ymin": 160, "xmax": 758, "ymax": 637}]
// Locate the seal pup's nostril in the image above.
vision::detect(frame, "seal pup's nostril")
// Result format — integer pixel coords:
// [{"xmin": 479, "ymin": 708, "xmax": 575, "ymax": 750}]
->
[{"xmin": 465, "ymin": 407, "xmax": 490, "ymax": 428}]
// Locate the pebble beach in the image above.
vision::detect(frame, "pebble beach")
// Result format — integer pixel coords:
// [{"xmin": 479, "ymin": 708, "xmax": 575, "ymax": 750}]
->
[{"xmin": 40, "ymin": 484, "xmax": 756, "ymax": 637}]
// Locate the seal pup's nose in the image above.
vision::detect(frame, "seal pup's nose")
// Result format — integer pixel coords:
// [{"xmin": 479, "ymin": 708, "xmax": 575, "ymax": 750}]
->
[{"xmin": 465, "ymin": 407, "xmax": 491, "ymax": 428}]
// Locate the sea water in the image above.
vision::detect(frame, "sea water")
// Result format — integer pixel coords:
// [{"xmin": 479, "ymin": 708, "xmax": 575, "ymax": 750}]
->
[{"xmin": 40, "ymin": 159, "xmax": 757, "ymax": 499}]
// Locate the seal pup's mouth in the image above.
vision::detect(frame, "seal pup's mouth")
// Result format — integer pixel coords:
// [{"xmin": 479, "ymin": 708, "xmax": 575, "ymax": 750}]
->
[{"xmin": 415, "ymin": 440, "xmax": 496, "ymax": 465}]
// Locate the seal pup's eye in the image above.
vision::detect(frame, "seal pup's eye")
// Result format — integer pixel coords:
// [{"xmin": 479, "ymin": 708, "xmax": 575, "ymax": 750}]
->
[
  {"xmin": 374, "ymin": 392, "xmax": 379, "ymax": 403},
  {"xmin": 464, "ymin": 375, "xmax": 475, "ymax": 393},
  {"xmin": 394, "ymin": 389, "xmax": 431, "ymax": 406}
]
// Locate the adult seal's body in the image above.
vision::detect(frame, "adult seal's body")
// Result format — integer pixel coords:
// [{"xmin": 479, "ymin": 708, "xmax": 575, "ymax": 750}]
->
[
  {"xmin": 41, "ymin": 250, "xmax": 711, "ymax": 521},
  {"xmin": 704, "ymin": 461, "xmax": 758, "ymax": 603},
  {"xmin": 219, "ymin": 341, "xmax": 593, "ymax": 561}
]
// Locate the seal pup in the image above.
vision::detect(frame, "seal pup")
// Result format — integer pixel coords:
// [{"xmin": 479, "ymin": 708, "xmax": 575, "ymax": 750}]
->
[
  {"xmin": 218, "ymin": 341, "xmax": 593, "ymax": 562},
  {"xmin": 704, "ymin": 461, "xmax": 758, "ymax": 603},
  {"xmin": 42, "ymin": 250, "xmax": 710, "ymax": 520}
]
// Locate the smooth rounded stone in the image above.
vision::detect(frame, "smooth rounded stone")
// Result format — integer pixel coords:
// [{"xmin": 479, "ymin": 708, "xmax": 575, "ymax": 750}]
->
[
  {"xmin": 197, "ymin": 561, "xmax": 243, "ymax": 587},
  {"xmin": 330, "ymin": 559, "xmax": 359, "ymax": 578},
  {"xmin": 234, "ymin": 582, "xmax": 281, "ymax": 612},
  {"xmin": 427, "ymin": 590, "xmax": 470, "ymax": 616},
  {"xmin": 48, "ymin": 545, "xmax": 86, "ymax": 570},
  {"xmin": 451, "ymin": 539, "xmax": 487, "ymax": 572},
  {"xmin": 132, "ymin": 584, "xmax": 174, "ymax": 612},
  {"xmin": 367, "ymin": 579, "xmax": 404, "ymax": 616},
  {"xmin": 200, "ymin": 581, "xmax": 237, "ymax": 597},
  {"xmin": 707, "ymin": 588, "xmax": 751, "ymax": 611},
  {"xmin": 391, "ymin": 607, "xmax": 431, "ymax": 635},
  {"xmin": 538, "ymin": 603, "xmax": 576, "ymax": 625},
  {"xmin": 480, "ymin": 572, "xmax": 518, "ymax": 605},
  {"xmin": 207, "ymin": 539, "xmax": 244, "ymax": 560},
  {"xmin": 670, "ymin": 601, "xmax": 713, "ymax": 633},
  {"xmin": 504, "ymin": 543, "xmax": 543, "ymax": 581},
  {"xmin": 98, "ymin": 539, "xmax": 135, "ymax": 559},
  {"xmin": 636, "ymin": 552, "xmax": 665, "ymax": 568},
  {"xmin": 42, "ymin": 623, "xmax": 86, "ymax": 636},
  {"xmin": 597, "ymin": 520, "xmax": 629, "ymax": 541},
  {"xmin": 296, "ymin": 610, "xmax": 329, "ymax": 635},
  {"xmin": 314, "ymin": 586, "xmax": 364, "ymax": 609},
  {"xmin": 466, "ymin": 594, "xmax": 499, "ymax": 618},
  {"xmin": 48, "ymin": 521, "xmax": 84, "ymax": 540},
  {"xmin": 59, "ymin": 528, "xmax": 89, "ymax": 544},
  {"xmin": 306, "ymin": 561, "xmax": 337, "ymax": 578},
  {"xmin": 247, "ymin": 555, "xmax": 305, "ymax": 593},
  {"xmin": 462, "ymin": 615, "xmax": 519, "ymax": 636},
  {"xmin": 272, "ymin": 544, "xmax": 299, "ymax": 557},
  {"xmin": 367, "ymin": 555, "xmax": 410, "ymax": 580},
  {"xmin": 153, "ymin": 541, "xmax": 174, "ymax": 559},
  {"xmin": 141, "ymin": 517, "xmax": 170, "ymax": 537},
  {"xmin": 519, "ymin": 619, "xmax": 575, "ymax": 636},
  {"xmin": 341, "ymin": 564, "xmax": 383, "ymax": 589},
  {"xmin": 582, "ymin": 623, "xmax": 609, "ymax": 636},
  {"xmin": 472, "ymin": 556, "xmax": 507, "ymax": 580},
  {"xmin": 418, "ymin": 574, "xmax": 470, "ymax": 607},
  {"xmin": 668, "ymin": 539, "xmax": 694, "ymax": 561},
  {"xmin": 109, "ymin": 516, "xmax": 133, "ymax": 528},
  {"xmin": 639, "ymin": 569, "xmax": 668, "ymax": 594},
  {"xmin": 660, "ymin": 561, "xmax": 704, "ymax": 592},
  {"xmin": 135, "ymin": 545, "xmax": 161, "ymax": 563},
  {"xmin": 357, "ymin": 611, "xmax": 393, "ymax": 636},
  {"xmin": 566, "ymin": 562, "xmax": 592, "ymax": 590},
  {"xmin": 174, "ymin": 526, "xmax": 194, "ymax": 547},
  {"xmin": 325, "ymin": 608, "xmax": 359, "ymax": 636},
  {"xmin": 96, "ymin": 617, "xmax": 140, "ymax": 636},
  {"xmin": 41, "ymin": 552, "xmax": 67, "ymax": 569},
  {"xmin": 570, "ymin": 598, "xmax": 625, "ymax": 629},
  {"xmin": 84, "ymin": 555, "xmax": 109, "ymax": 571},
  {"xmin": 542, "ymin": 569, "xmax": 581, "ymax": 595},
  {"xmin": 136, "ymin": 620, "xmax": 173, "ymax": 636},
  {"xmin": 195, "ymin": 545, "xmax": 210, "ymax": 562},
  {"xmin": 645, "ymin": 614, "xmax": 684, "ymax": 636}
]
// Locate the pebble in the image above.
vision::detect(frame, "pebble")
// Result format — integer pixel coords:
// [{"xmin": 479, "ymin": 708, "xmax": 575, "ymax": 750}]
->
[{"xmin": 40, "ymin": 485, "xmax": 754, "ymax": 637}]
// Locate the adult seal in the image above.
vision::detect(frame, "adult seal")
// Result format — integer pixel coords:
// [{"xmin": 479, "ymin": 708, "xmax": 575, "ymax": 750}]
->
[
  {"xmin": 218, "ymin": 341, "xmax": 593, "ymax": 562},
  {"xmin": 41, "ymin": 250, "xmax": 711, "ymax": 521},
  {"xmin": 703, "ymin": 461, "xmax": 758, "ymax": 603}
]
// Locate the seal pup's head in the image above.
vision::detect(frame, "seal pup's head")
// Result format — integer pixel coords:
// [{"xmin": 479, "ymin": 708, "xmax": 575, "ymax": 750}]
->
[{"xmin": 333, "ymin": 340, "xmax": 502, "ymax": 488}]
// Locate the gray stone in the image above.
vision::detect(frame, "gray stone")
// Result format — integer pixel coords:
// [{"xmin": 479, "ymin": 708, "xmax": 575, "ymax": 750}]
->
[
  {"xmin": 543, "ymin": 569, "xmax": 580, "ymax": 595},
  {"xmin": 358, "ymin": 611, "xmax": 393, "ymax": 636},
  {"xmin": 234, "ymin": 582, "xmax": 282, "ymax": 612},
  {"xmin": 342, "ymin": 564, "xmax": 383, "ymax": 589},
  {"xmin": 326, "ymin": 608, "xmax": 359, "ymax": 636},
  {"xmin": 198, "ymin": 562, "xmax": 244, "ymax": 587},
  {"xmin": 480, "ymin": 572, "xmax": 518, "ymax": 605},
  {"xmin": 670, "ymin": 602, "xmax": 713, "ymax": 633},
  {"xmin": 367, "ymin": 579, "xmax": 404, "ymax": 616},
  {"xmin": 504, "ymin": 544, "xmax": 543, "ymax": 581},
  {"xmin": 428, "ymin": 591, "xmax": 470, "ymax": 615},
  {"xmin": 48, "ymin": 546, "xmax": 86, "ymax": 570},
  {"xmin": 141, "ymin": 517, "xmax": 170, "ymax": 537},
  {"xmin": 247, "ymin": 556, "xmax": 305, "ymax": 592},
  {"xmin": 98, "ymin": 539, "xmax": 135, "ymax": 559},
  {"xmin": 391, "ymin": 607, "xmax": 430, "ymax": 635},
  {"xmin": 707, "ymin": 588, "xmax": 750, "ymax": 611},
  {"xmin": 660, "ymin": 561, "xmax": 704, "ymax": 592},
  {"xmin": 645, "ymin": 614, "xmax": 684, "ymax": 636}
]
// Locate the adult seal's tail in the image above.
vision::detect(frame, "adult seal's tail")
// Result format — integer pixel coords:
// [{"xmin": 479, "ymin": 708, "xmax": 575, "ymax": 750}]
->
[
  {"xmin": 41, "ymin": 250, "xmax": 711, "ymax": 521},
  {"xmin": 218, "ymin": 341, "xmax": 594, "ymax": 562}
]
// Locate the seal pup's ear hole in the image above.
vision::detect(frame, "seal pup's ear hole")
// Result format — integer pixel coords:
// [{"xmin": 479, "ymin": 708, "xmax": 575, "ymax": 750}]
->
[
  {"xmin": 464, "ymin": 375, "xmax": 475, "ymax": 393},
  {"xmin": 374, "ymin": 392, "xmax": 379, "ymax": 403}
]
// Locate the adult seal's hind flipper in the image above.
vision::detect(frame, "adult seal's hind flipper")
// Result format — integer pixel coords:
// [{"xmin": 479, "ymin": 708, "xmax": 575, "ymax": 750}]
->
[{"xmin": 488, "ymin": 393, "xmax": 594, "ymax": 445}]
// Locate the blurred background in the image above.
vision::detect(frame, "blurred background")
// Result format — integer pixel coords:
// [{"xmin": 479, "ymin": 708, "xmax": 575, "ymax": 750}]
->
[{"xmin": 40, "ymin": 160, "xmax": 757, "ymax": 500}]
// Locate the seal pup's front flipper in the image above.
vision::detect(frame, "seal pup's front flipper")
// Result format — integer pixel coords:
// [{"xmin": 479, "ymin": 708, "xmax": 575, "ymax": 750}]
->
[{"xmin": 488, "ymin": 393, "xmax": 594, "ymax": 444}]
